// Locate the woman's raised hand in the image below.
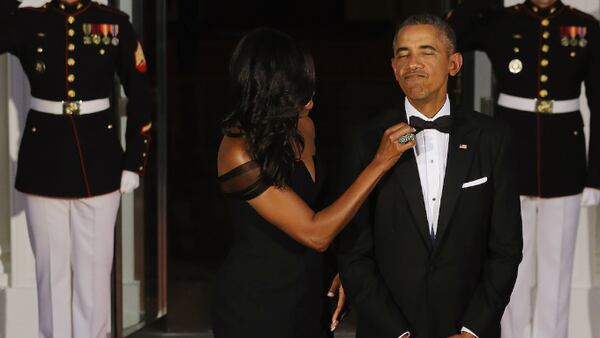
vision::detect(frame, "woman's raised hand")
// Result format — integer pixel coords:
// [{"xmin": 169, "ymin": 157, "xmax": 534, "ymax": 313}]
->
[{"xmin": 372, "ymin": 123, "xmax": 416, "ymax": 171}]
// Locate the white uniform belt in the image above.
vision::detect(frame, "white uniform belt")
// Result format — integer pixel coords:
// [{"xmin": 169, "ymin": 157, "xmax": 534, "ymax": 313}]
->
[
  {"xmin": 30, "ymin": 97, "xmax": 110, "ymax": 115},
  {"xmin": 497, "ymin": 93, "xmax": 579, "ymax": 114}
]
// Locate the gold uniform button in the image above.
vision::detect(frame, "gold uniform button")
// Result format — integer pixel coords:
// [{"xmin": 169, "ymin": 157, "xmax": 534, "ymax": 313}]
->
[
  {"xmin": 574, "ymin": 131, "xmax": 579, "ymax": 136},
  {"xmin": 542, "ymin": 45, "xmax": 550, "ymax": 53},
  {"xmin": 32, "ymin": 127, "xmax": 37, "ymax": 133},
  {"xmin": 68, "ymin": 90, "xmax": 76, "ymax": 98},
  {"xmin": 541, "ymin": 74, "xmax": 548, "ymax": 82},
  {"xmin": 539, "ymin": 89, "xmax": 548, "ymax": 98},
  {"xmin": 100, "ymin": 49, "xmax": 105, "ymax": 55},
  {"xmin": 514, "ymin": 47, "xmax": 520, "ymax": 53},
  {"xmin": 142, "ymin": 153, "xmax": 147, "ymax": 158},
  {"xmin": 543, "ymin": 31, "xmax": 550, "ymax": 39},
  {"xmin": 550, "ymin": 7, "xmax": 557, "ymax": 14},
  {"xmin": 68, "ymin": 16, "xmax": 75, "ymax": 24},
  {"xmin": 68, "ymin": 58, "xmax": 75, "ymax": 66},
  {"xmin": 76, "ymin": 3, "xmax": 83, "ymax": 9},
  {"xmin": 144, "ymin": 139, "xmax": 148, "ymax": 144},
  {"xmin": 68, "ymin": 29, "xmax": 75, "ymax": 37},
  {"xmin": 570, "ymin": 51, "xmax": 577, "ymax": 58},
  {"xmin": 138, "ymin": 166, "xmax": 144, "ymax": 171},
  {"xmin": 68, "ymin": 43, "xmax": 75, "ymax": 51},
  {"xmin": 107, "ymin": 124, "xmax": 113, "ymax": 129},
  {"xmin": 67, "ymin": 74, "xmax": 75, "ymax": 83},
  {"xmin": 541, "ymin": 59, "xmax": 549, "ymax": 67},
  {"xmin": 541, "ymin": 19, "xmax": 550, "ymax": 26},
  {"xmin": 36, "ymin": 47, "xmax": 43, "ymax": 53}
]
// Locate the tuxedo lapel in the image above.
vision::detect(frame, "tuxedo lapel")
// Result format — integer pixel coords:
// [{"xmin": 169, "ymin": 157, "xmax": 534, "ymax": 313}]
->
[
  {"xmin": 389, "ymin": 106, "xmax": 433, "ymax": 251},
  {"xmin": 434, "ymin": 112, "xmax": 479, "ymax": 249},
  {"xmin": 393, "ymin": 151, "xmax": 433, "ymax": 251}
]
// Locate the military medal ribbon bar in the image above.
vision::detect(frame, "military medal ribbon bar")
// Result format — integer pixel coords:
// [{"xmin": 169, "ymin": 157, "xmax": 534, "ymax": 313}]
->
[
  {"xmin": 568, "ymin": 26, "xmax": 578, "ymax": 47},
  {"xmin": 101, "ymin": 24, "xmax": 111, "ymax": 45},
  {"xmin": 92, "ymin": 24, "xmax": 101, "ymax": 45},
  {"xmin": 560, "ymin": 26, "xmax": 569, "ymax": 46},
  {"xmin": 110, "ymin": 24, "xmax": 119, "ymax": 46},
  {"xmin": 83, "ymin": 23, "xmax": 92, "ymax": 44},
  {"xmin": 577, "ymin": 26, "xmax": 587, "ymax": 47}
]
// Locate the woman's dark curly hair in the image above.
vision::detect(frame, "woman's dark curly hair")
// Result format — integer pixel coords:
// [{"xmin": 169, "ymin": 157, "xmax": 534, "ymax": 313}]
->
[{"xmin": 222, "ymin": 27, "xmax": 316, "ymax": 187}]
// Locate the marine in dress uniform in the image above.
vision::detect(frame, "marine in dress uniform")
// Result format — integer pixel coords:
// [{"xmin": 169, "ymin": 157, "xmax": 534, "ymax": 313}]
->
[
  {"xmin": 0, "ymin": 0, "xmax": 152, "ymax": 337},
  {"xmin": 448, "ymin": 1, "xmax": 600, "ymax": 337}
]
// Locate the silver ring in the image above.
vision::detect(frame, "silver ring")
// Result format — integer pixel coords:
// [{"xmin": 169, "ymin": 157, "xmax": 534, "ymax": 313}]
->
[{"xmin": 398, "ymin": 133, "xmax": 415, "ymax": 145}]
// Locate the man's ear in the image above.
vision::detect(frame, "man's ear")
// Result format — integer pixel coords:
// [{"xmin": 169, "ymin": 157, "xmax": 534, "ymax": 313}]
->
[{"xmin": 448, "ymin": 52, "xmax": 463, "ymax": 77}]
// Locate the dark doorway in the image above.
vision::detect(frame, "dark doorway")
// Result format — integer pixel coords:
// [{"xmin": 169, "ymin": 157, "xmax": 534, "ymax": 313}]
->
[{"xmin": 154, "ymin": 0, "xmax": 456, "ymax": 335}]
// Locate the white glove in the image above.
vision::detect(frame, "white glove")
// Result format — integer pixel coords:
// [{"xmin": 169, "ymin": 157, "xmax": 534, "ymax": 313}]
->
[
  {"xmin": 120, "ymin": 170, "xmax": 140, "ymax": 194},
  {"xmin": 581, "ymin": 187, "xmax": 600, "ymax": 207}
]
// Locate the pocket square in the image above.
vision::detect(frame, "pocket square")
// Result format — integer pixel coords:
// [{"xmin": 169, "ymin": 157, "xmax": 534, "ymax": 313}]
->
[{"xmin": 462, "ymin": 177, "xmax": 488, "ymax": 188}]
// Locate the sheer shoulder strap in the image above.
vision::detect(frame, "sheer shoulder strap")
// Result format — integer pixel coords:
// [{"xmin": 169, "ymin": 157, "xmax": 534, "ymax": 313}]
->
[{"xmin": 218, "ymin": 160, "xmax": 272, "ymax": 200}]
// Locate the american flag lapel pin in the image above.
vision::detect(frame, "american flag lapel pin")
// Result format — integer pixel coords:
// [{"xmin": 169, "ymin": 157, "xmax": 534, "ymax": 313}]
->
[{"xmin": 459, "ymin": 144, "xmax": 468, "ymax": 150}]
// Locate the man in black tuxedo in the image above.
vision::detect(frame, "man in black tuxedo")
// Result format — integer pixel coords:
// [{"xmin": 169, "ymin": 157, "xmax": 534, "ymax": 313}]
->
[{"xmin": 337, "ymin": 14, "xmax": 523, "ymax": 338}]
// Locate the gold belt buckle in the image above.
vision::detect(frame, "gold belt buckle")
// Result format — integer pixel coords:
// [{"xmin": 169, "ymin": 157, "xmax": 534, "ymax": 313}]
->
[
  {"xmin": 535, "ymin": 99, "xmax": 553, "ymax": 113},
  {"xmin": 63, "ymin": 101, "xmax": 82, "ymax": 115}
]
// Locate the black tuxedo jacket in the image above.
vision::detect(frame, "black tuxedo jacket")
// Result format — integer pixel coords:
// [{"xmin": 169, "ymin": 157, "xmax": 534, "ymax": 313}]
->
[{"xmin": 337, "ymin": 106, "xmax": 523, "ymax": 338}]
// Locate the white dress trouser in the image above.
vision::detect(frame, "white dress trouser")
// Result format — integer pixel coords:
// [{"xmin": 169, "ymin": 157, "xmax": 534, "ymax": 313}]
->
[
  {"xmin": 501, "ymin": 194, "xmax": 581, "ymax": 338},
  {"xmin": 24, "ymin": 191, "xmax": 121, "ymax": 338}
]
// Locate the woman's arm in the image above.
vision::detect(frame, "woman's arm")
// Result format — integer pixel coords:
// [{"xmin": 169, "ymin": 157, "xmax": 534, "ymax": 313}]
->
[{"xmin": 218, "ymin": 122, "xmax": 415, "ymax": 252}]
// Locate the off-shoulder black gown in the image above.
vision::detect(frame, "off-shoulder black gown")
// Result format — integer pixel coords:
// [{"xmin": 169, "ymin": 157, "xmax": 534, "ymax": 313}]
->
[{"xmin": 212, "ymin": 159, "xmax": 331, "ymax": 338}]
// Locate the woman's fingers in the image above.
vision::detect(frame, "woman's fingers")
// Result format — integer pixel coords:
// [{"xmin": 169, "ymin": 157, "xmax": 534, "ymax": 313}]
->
[
  {"xmin": 327, "ymin": 274, "xmax": 341, "ymax": 298},
  {"xmin": 330, "ymin": 285, "xmax": 346, "ymax": 332}
]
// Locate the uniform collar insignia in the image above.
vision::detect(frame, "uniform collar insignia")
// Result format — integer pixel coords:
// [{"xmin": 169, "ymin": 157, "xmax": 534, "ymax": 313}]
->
[
  {"xmin": 52, "ymin": 0, "xmax": 90, "ymax": 12},
  {"xmin": 524, "ymin": 0, "xmax": 564, "ymax": 16}
]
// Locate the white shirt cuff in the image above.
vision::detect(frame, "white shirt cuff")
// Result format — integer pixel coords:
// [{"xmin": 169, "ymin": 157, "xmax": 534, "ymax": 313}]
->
[
  {"xmin": 461, "ymin": 326, "xmax": 478, "ymax": 338},
  {"xmin": 399, "ymin": 331, "xmax": 410, "ymax": 338}
]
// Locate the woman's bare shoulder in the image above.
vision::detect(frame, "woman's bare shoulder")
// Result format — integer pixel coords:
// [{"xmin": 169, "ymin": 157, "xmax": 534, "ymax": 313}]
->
[{"xmin": 217, "ymin": 135, "xmax": 253, "ymax": 176}]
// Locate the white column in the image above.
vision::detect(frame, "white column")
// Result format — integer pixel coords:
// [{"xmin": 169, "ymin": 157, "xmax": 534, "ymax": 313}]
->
[
  {"xmin": 1, "ymin": 50, "xmax": 38, "ymax": 338},
  {"xmin": 473, "ymin": 51, "xmax": 493, "ymax": 115},
  {"xmin": 0, "ymin": 52, "xmax": 9, "ymax": 292}
]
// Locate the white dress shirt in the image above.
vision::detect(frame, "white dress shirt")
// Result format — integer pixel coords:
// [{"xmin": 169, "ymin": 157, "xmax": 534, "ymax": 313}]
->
[
  {"xmin": 405, "ymin": 97, "xmax": 450, "ymax": 240},
  {"xmin": 399, "ymin": 97, "xmax": 478, "ymax": 338}
]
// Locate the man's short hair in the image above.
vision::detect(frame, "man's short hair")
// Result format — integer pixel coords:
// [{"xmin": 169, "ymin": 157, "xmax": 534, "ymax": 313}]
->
[{"xmin": 393, "ymin": 13, "xmax": 457, "ymax": 55}]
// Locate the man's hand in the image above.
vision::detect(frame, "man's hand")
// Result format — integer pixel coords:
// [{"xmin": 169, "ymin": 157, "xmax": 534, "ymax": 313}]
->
[
  {"xmin": 120, "ymin": 170, "xmax": 140, "ymax": 194},
  {"xmin": 327, "ymin": 273, "xmax": 347, "ymax": 332}
]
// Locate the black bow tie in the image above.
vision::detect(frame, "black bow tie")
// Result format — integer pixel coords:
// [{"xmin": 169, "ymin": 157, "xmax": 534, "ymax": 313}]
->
[{"xmin": 409, "ymin": 115, "xmax": 452, "ymax": 134}]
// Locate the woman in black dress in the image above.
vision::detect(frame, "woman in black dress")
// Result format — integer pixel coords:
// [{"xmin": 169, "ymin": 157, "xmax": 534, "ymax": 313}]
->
[{"xmin": 213, "ymin": 27, "xmax": 415, "ymax": 338}]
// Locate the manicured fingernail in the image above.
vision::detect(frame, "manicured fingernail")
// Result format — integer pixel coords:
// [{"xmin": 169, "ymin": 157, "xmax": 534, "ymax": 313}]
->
[
  {"xmin": 327, "ymin": 292, "xmax": 335, "ymax": 297},
  {"xmin": 330, "ymin": 321, "xmax": 339, "ymax": 331}
]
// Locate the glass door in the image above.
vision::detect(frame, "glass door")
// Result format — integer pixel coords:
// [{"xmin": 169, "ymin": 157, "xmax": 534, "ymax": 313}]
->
[{"xmin": 110, "ymin": 0, "xmax": 168, "ymax": 337}]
